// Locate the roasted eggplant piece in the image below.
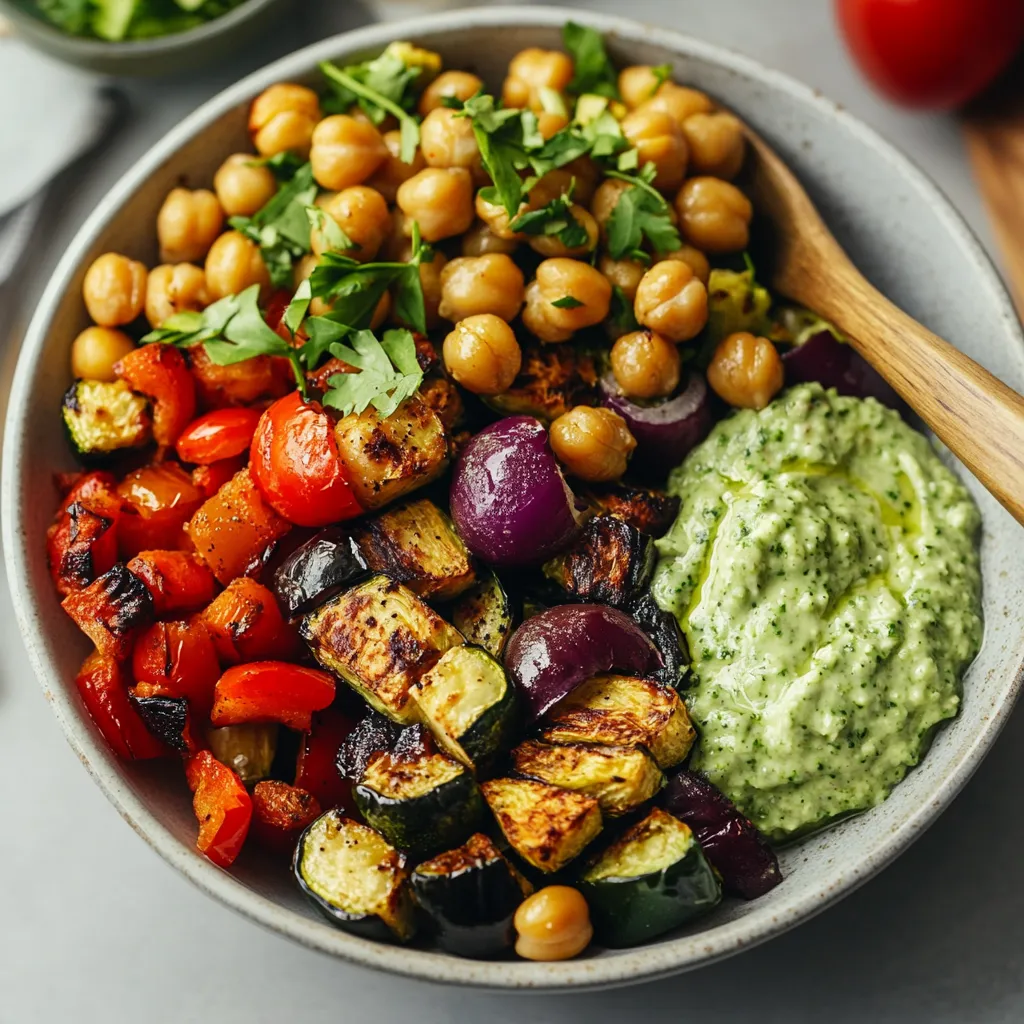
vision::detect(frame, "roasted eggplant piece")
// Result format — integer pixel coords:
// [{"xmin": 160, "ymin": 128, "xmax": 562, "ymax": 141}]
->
[
  {"xmin": 294, "ymin": 809, "xmax": 416, "ymax": 942},
  {"xmin": 450, "ymin": 570, "xmax": 515, "ymax": 658},
  {"xmin": 207, "ymin": 722, "xmax": 279, "ymax": 784},
  {"xmin": 483, "ymin": 342, "xmax": 597, "ymax": 424},
  {"xmin": 481, "ymin": 777, "xmax": 602, "ymax": 874},
  {"xmin": 542, "ymin": 516, "xmax": 655, "ymax": 608},
  {"xmin": 336, "ymin": 708, "xmax": 406, "ymax": 782},
  {"xmin": 584, "ymin": 483, "xmax": 680, "ymax": 539},
  {"xmin": 540, "ymin": 674, "xmax": 695, "ymax": 769},
  {"xmin": 355, "ymin": 737, "xmax": 484, "ymax": 858},
  {"xmin": 411, "ymin": 833, "xmax": 532, "ymax": 958},
  {"xmin": 413, "ymin": 645, "xmax": 519, "ymax": 767},
  {"xmin": 61, "ymin": 562, "xmax": 154, "ymax": 661},
  {"xmin": 512, "ymin": 740, "xmax": 664, "ymax": 817},
  {"xmin": 663, "ymin": 770, "xmax": 782, "ymax": 899},
  {"xmin": 272, "ymin": 527, "xmax": 368, "ymax": 620},
  {"xmin": 128, "ymin": 693, "xmax": 190, "ymax": 752},
  {"xmin": 628, "ymin": 591, "xmax": 690, "ymax": 690},
  {"xmin": 353, "ymin": 499, "xmax": 476, "ymax": 601},
  {"xmin": 579, "ymin": 808, "xmax": 721, "ymax": 947},
  {"xmin": 62, "ymin": 379, "xmax": 151, "ymax": 461},
  {"xmin": 301, "ymin": 574, "xmax": 464, "ymax": 723}
]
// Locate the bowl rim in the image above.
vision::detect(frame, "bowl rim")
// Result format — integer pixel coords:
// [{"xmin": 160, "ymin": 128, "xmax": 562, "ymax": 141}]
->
[{"xmin": 4, "ymin": 4, "xmax": 1023, "ymax": 992}]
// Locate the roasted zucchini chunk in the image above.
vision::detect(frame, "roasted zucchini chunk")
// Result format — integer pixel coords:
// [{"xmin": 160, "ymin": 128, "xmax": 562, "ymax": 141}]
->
[
  {"xmin": 353, "ymin": 499, "xmax": 475, "ymax": 601},
  {"xmin": 543, "ymin": 516, "xmax": 655, "ymax": 608},
  {"xmin": 336, "ymin": 708, "xmax": 405, "ymax": 782},
  {"xmin": 512, "ymin": 740, "xmax": 664, "ymax": 817},
  {"xmin": 411, "ymin": 833, "xmax": 532, "ymax": 958},
  {"xmin": 294, "ymin": 809, "xmax": 416, "ymax": 942},
  {"xmin": 333, "ymin": 395, "xmax": 448, "ymax": 511},
  {"xmin": 300, "ymin": 574, "xmax": 464, "ymax": 723},
  {"xmin": 272, "ymin": 527, "xmax": 369, "ymax": 620},
  {"xmin": 480, "ymin": 778, "xmax": 602, "ymax": 874},
  {"xmin": 128, "ymin": 693, "xmax": 190, "ymax": 752},
  {"xmin": 207, "ymin": 722, "xmax": 279, "ymax": 783},
  {"xmin": 628, "ymin": 592, "xmax": 690, "ymax": 690},
  {"xmin": 483, "ymin": 342, "xmax": 598, "ymax": 424},
  {"xmin": 579, "ymin": 808, "xmax": 721, "ymax": 947},
  {"xmin": 584, "ymin": 483, "xmax": 681, "ymax": 539},
  {"xmin": 355, "ymin": 740, "xmax": 484, "ymax": 858},
  {"xmin": 450, "ymin": 570, "xmax": 515, "ymax": 658},
  {"xmin": 62, "ymin": 380, "xmax": 151, "ymax": 461},
  {"xmin": 413, "ymin": 645, "xmax": 519, "ymax": 767},
  {"xmin": 541, "ymin": 675, "xmax": 695, "ymax": 769}
]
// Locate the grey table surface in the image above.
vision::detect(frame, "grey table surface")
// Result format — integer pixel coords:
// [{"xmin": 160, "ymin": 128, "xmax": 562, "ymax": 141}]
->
[{"xmin": 2, "ymin": 1, "xmax": 1022, "ymax": 1021}]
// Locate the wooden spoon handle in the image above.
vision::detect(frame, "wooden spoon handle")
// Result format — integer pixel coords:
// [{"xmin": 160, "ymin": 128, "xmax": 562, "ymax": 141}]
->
[{"xmin": 809, "ymin": 268, "xmax": 1024, "ymax": 526}]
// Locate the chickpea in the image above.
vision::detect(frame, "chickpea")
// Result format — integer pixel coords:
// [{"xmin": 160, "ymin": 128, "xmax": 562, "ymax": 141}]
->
[
  {"xmin": 619, "ymin": 65, "xmax": 667, "ymax": 109},
  {"xmin": 514, "ymin": 886, "xmax": 593, "ymax": 962},
  {"xmin": 590, "ymin": 177, "xmax": 631, "ymax": 243},
  {"xmin": 204, "ymin": 230, "xmax": 270, "ymax": 301},
  {"xmin": 641, "ymin": 82, "xmax": 713, "ymax": 128},
  {"xmin": 249, "ymin": 83, "xmax": 321, "ymax": 158},
  {"xmin": 502, "ymin": 48, "xmax": 574, "ymax": 111},
  {"xmin": 522, "ymin": 258, "xmax": 612, "ymax": 343},
  {"xmin": 707, "ymin": 331, "xmax": 784, "ymax": 410},
  {"xmin": 528, "ymin": 205, "xmax": 599, "ymax": 259},
  {"xmin": 661, "ymin": 243, "xmax": 710, "ymax": 284},
  {"xmin": 562, "ymin": 157, "xmax": 599, "ymax": 206},
  {"xmin": 293, "ymin": 254, "xmax": 330, "ymax": 317},
  {"xmin": 599, "ymin": 256, "xmax": 646, "ymax": 302},
  {"xmin": 474, "ymin": 191, "xmax": 523, "ymax": 242},
  {"xmin": 621, "ymin": 108, "xmax": 688, "ymax": 192},
  {"xmin": 417, "ymin": 250, "xmax": 447, "ymax": 330},
  {"xmin": 461, "ymin": 220, "xmax": 519, "ymax": 257},
  {"xmin": 443, "ymin": 314, "xmax": 522, "ymax": 395},
  {"xmin": 438, "ymin": 254, "xmax": 525, "ymax": 323},
  {"xmin": 310, "ymin": 115, "xmax": 389, "ymax": 192},
  {"xmin": 396, "ymin": 168, "xmax": 475, "ymax": 242},
  {"xmin": 366, "ymin": 130, "xmax": 426, "ymax": 203},
  {"xmin": 420, "ymin": 107, "xmax": 481, "ymax": 170},
  {"xmin": 634, "ymin": 260, "xmax": 708, "ymax": 342},
  {"xmin": 537, "ymin": 111, "xmax": 570, "ymax": 140},
  {"xmin": 380, "ymin": 207, "xmax": 413, "ymax": 262},
  {"xmin": 549, "ymin": 406, "xmax": 636, "ymax": 482},
  {"xmin": 82, "ymin": 253, "xmax": 147, "ymax": 327},
  {"xmin": 681, "ymin": 112, "xmax": 745, "ymax": 179},
  {"xmin": 313, "ymin": 186, "xmax": 390, "ymax": 261},
  {"xmin": 157, "ymin": 188, "xmax": 224, "ymax": 264},
  {"xmin": 213, "ymin": 154, "xmax": 278, "ymax": 218},
  {"xmin": 675, "ymin": 176, "xmax": 753, "ymax": 253},
  {"xmin": 610, "ymin": 329, "xmax": 681, "ymax": 399},
  {"xmin": 145, "ymin": 263, "xmax": 210, "ymax": 328},
  {"xmin": 70, "ymin": 326, "xmax": 135, "ymax": 381},
  {"xmin": 419, "ymin": 70, "xmax": 484, "ymax": 115}
]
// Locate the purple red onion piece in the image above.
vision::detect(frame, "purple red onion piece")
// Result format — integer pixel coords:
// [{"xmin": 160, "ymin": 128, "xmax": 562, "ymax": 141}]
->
[{"xmin": 782, "ymin": 330, "xmax": 902, "ymax": 410}]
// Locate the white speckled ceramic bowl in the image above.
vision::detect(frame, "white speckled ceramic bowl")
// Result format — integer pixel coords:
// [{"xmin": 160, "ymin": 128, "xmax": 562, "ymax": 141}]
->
[{"xmin": 4, "ymin": 6, "xmax": 1023, "ymax": 992}]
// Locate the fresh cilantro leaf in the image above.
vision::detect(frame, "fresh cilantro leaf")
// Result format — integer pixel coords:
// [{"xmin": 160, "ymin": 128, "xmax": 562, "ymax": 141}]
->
[
  {"xmin": 306, "ymin": 206, "xmax": 356, "ymax": 255},
  {"xmin": 457, "ymin": 93, "xmax": 535, "ymax": 216},
  {"xmin": 609, "ymin": 284, "xmax": 640, "ymax": 335},
  {"xmin": 563, "ymin": 22, "xmax": 620, "ymax": 100},
  {"xmin": 259, "ymin": 150, "xmax": 306, "ymax": 179},
  {"xmin": 551, "ymin": 295, "xmax": 584, "ymax": 309},
  {"xmin": 604, "ymin": 166, "xmax": 682, "ymax": 259},
  {"xmin": 651, "ymin": 63, "xmax": 673, "ymax": 94},
  {"xmin": 509, "ymin": 189, "xmax": 590, "ymax": 249},
  {"xmin": 283, "ymin": 279, "xmax": 312, "ymax": 337},
  {"xmin": 322, "ymin": 328, "xmax": 424, "ymax": 419}
]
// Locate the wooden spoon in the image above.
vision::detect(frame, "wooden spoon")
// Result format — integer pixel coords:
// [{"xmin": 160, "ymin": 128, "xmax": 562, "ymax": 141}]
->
[{"xmin": 744, "ymin": 128, "xmax": 1024, "ymax": 527}]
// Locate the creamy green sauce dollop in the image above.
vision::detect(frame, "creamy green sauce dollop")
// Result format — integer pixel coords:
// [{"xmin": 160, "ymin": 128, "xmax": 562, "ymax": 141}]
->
[{"xmin": 653, "ymin": 383, "xmax": 982, "ymax": 840}]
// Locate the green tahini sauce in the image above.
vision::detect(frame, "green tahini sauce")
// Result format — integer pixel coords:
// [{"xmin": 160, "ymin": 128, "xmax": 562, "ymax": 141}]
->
[{"xmin": 653, "ymin": 383, "xmax": 982, "ymax": 840}]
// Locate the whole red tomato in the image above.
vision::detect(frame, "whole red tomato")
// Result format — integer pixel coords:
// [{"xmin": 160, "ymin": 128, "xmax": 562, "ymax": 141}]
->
[
  {"xmin": 836, "ymin": 0, "xmax": 1024, "ymax": 109},
  {"xmin": 250, "ymin": 391, "xmax": 362, "ymax": 527}
]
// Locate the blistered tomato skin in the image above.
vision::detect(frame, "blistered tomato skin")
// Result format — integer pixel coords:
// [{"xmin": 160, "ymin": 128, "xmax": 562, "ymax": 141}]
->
[
  {"xmin": 176, "ymin": 408, "xmax": 263, "ymax": 465},
  {"xmin": 250, "ymin": 392, "xmax": 363, "ymax": 528}
]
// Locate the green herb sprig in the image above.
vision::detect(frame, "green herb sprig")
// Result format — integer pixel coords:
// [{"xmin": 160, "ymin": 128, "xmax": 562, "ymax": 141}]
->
[
  {"xmin": 563, "ymin": 21, "xmax": 620, "ymax": 99},
  {"xmin": 322, "ymin": 328, "xmax": 424, "ymax": 419},
  {"xmin": 604, "ymin": 164, "xmax": 682, "ymax": 261}
]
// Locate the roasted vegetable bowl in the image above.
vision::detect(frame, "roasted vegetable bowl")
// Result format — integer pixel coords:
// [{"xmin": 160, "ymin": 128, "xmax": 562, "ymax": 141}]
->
[{"xmin": 6, "ymin": 7, "xmax": 1022, "ymax": 989}]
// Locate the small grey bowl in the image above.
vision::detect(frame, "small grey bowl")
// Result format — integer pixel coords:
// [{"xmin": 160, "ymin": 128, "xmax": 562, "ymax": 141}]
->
[
  {"xmin": 4, "ymin": 5, "xmax": 1024, "ymax": 993},
  {"xmin": 0, "ymin": 0, "xmax": 293, "ymax": 77}
]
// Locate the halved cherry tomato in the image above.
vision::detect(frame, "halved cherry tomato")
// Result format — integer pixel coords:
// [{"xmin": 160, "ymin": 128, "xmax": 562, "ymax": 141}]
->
[
  {"xmin": 294, "ymin": 707, "xmax": 359, "ymax": 812},
  {"xmin": 117, "ymin": 463, "xmax": 205, "ymax": 557},
  {"xmin": 251, "ymin": 780, "xmax": 322, "ymax": 852},
  {"xmin": 191, "ymin": 455, "xmax": 247, "ymax": 499},
  {"xmin": 186, "ymin": 750, "xmax": 252, "ymax": 867},
  {"xmin": 126, "ymin": 550, "xmax": 217, "ymax": 616},
  {"xmin": 176, "ymin": 408, "xmax": 263, "ymax": 465},
  {"xmin": 201, "ymin": 578, "xmax": 298, "ymax": 665},
  {"xmin": 132, "ymin": 619, "xmax": 222, "ymax": 713},
  {"xmin": 250, "ymin": 391, "xmax": 363, "ymax": 527},
  {"xmin": 210, "ymin": 661, "xmax": 336, "ymax": 731},
  {"xmin": 115, "ymin": 344, "xmax": 196, "ymax": 447},
  {"xmin": 75, "ymin": 650, "xmax": 167, "ymax": 760}
]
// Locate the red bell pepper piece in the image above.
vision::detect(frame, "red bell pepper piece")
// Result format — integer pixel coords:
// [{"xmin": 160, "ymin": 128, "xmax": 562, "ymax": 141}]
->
[
  {"xmin": 116, "ymin": 344, "xmax": 196, "ymax": 448},
  {"xmin": 250, "ymin": 391, "xmax": 363, "ymax": 528},
  {"xmin": 47, "ymin": 491, "xmax": 122, "ymax": 597},
  {"xmin": 294, "ymin": 707, "xmax": 359, "ymax": 812},
  {"xmin": 132, "ymin": 618, "xmax": 222, "ymax": 714},
  {"xmin": 62, "ymin": 563, "xmax": 155, "ymax": 661},
  {"xmin": 185, "ymin": 750, "xmax": 252, "ymax": 867},
  {"xmin": 56, "ymin": 470, "xmax": 120, "ymax": 512},
  {"xmin": 210, "ymin": 661, "xmax": 336, "ymax": 731},
  {"xmin": 251, "ymin": 780, "xmax": 321, "ymax": 852},
  {"xmin": 75, "ymin": 650, "xmax": 167, "ymax": 760},
  {"xmin": 191, "ymin": 455, "xmax": 247, "ymax": 499},
  {"xmin": 126, "ymin": 550, "xmax": 216, "ymax": 616},
  {"xmin": 188, "ymin": 343, "xmax": 289, "ymax": 410},
  {"xmin": 201, "ymin": 577, "xmax": 298, "ymax": 665},
  {"xmin": 176, "ymin": 407, "xmax": 263, "ymax": 465},
  {"xmin": 117, "ymin": 462, "xmax": 205, "ymax": 558}
]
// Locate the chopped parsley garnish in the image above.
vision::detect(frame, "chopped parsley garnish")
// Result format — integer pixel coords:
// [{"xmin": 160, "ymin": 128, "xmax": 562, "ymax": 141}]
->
[
  {"xmin": 563, "ymin": 21, "xmax": 620, "ymax": 99},
  {"xmin": 604, "ymin": 164, "xmax": 681, "ymax": 260},
  {"xmin": 551, "ymin": 295, "xmax": 585, "ymax": 309},
  {"xmin": 508, "ymin": 188, "xmax": 590, "ymax": 249},
  {"xmin": 322, "ymin": 328, "xmax": 424, "ymax": 419}
]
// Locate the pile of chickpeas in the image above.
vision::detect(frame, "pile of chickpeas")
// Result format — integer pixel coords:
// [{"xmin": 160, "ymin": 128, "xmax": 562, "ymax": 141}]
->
[{"xmin": 70, "ymin": 42, "xmax": 786, "ymax": 490}]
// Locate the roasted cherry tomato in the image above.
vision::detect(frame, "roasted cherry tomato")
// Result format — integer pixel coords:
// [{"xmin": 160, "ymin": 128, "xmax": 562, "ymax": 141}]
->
[
  {"xmin": 210, "ymin": 661, "xmax": 336, "ymax": 731},
  {"xmin": 132, "ymin": 619, "xmax": 222, "ymax": 713},
  {"xmin": 250, "ymin": 391, "xmax": 363, "ymax": 527},
  {"xmin": 185, "ymin": 750, "xmax": 252, "ymax": 867},
  {"xmin": 117, "ymin": 463, "xmax": 205, "ymax": 557},
  {"xmin": 126, "ymin": 550, "xmax": 217, "ymax": 616},
  {"xmin": 836, "ymin": 0, "xmax": 1024, "ymax": 109},
  {"xmin": 115, "ymin": 344, "xmax": 196, "ymax": 447},
  {"xmin": 175, "ymin": 407, "xmax": 263, "ymax": 465},
  {"xmin": 294, "ymin": 707, "xmax": 360, "ymax": 812},
  {"xmin": 202, "ymin": 577, "xmax": 298, "ymax": 665}
]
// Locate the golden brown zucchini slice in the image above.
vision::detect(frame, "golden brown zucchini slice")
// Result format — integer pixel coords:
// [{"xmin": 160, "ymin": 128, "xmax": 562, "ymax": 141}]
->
[{"xmin": 62, "ymin": 379, "xmax": 151, "ymax": 461}]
